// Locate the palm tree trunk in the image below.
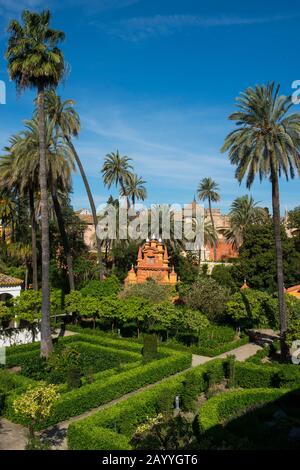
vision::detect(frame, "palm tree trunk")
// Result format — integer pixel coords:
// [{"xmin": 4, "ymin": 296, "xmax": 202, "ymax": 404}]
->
[
  {"xmin": 120, "ymin": 177, "xmax": 130, "ymax": 208},
  {"xmin": 11, "ymin": 215, "xmax": 15, "ymax": 243},
  {"xmin": 29, "ymin": 188, "xmax": 38, "ymax": 290},
  {"xmin": 66, "ymin": 138, "xmax": 103, "ymax": 280},
  {"xmin": 271, "ymin": 162, "xmax": 288, "ymax": 360},
  {"xmin": 37, "ymin": 85, "xmax": 53, "ymax": 358},
  {"xmin": 50, "ymin": 181, "xmax": 75, "ymax": 291},
  {"xmin": 208, "ymin": 200, "xmax": 217, "ymax": 262}
]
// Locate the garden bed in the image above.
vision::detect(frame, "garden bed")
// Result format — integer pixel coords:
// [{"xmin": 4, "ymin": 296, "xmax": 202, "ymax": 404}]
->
[
  {"xmin": 67, "ymin": 359, "xmax": 300, "ymax": 450},
  {"xmin": 1, "ymin": 330, "xmax": 191, "ymax": 429}
]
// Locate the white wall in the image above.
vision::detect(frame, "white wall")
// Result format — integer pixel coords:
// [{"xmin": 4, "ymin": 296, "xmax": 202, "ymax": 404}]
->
[{"xmin": 0, "ymin": 326, "xmax": 41, "ymax": 348}]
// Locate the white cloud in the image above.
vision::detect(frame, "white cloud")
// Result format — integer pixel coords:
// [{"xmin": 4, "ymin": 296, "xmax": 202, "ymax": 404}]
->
[{"xmin": 108, "ymin": 13, "xmax": 298, "ymax": 41}]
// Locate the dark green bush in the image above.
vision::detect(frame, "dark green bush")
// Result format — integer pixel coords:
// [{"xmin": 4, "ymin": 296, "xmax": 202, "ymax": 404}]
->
[
  {"xmin": 67, "ymin": 367, "xmax": 82, "ymax": 390},
  {"xmin": 142, "ymin": 334, "xmax": 158, "ymax": 362}
]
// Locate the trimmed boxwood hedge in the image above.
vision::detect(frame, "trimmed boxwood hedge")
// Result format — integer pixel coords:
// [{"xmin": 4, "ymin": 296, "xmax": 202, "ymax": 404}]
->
[
  {"xmin": 196, "ymin": 388, "xmax": 288, "ymax": 440},
  {"xmin": 4, "ymin": 346, "xmax": 191, "ymax": 430},
  {"xmin": 166, "ymin": 336, "xmax": 249, "ymax": 357},
  {"xmin": 67, "ymin": 357, "xmax": 300, "ymax": 450},
  {"xmin": 0, "ymin": 370, "xmax": 36, "ymax": 416},
  {"xmin": 235, "ymin": 362, "xmax": 300, "ymax": 389},
  {"xmin": 67, "ymin": 360, "xmax": 226, "ymax": 450}
]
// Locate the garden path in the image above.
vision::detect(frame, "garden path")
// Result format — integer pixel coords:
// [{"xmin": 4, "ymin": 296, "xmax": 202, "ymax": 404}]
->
[{"xmin": 0, "ymin": 341, "xmax": 262, "ymax": 450}]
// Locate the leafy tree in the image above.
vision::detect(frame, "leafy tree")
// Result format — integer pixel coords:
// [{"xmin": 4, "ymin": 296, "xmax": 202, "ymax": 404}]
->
[
  {"xmin": 13, "ymin": 384, "xmax": 60, "ymax": 438},
  {"xmin": 120, "ymin": 279, "xmax": 172, "ymax": 304},
  {"xmin": 65, "ymin": 291, "xmax": 101, "ymax": 327},
  {"xmin": 233, "ymin": 222, "xmax": 300, "ymax": 292},
  {"xmin": 181, "ymin": 308, "xmax": 210, "ymax": 336},
  {"xmin": 288, "ymin": 206, "xmax": 300, "ymax": 236},
  {"xmin": 211, "ymin": 264, "xmax": 237, "ymax": 292},
  {"xmin": 99, "ymin": 294, "xmax": 123, "ymax": 331},
  {"xmin": 149, "ymin": 301, "xmax": 178, "ymax": 337},
  {"xmin": 111, "ymin": 241, "xmax": 139, "ymax": 281},
  {"xmin": 6, "ymin": 10, "xmax": 65, "ymax": 358},
  {"xmin": 225, "ymin": 289, "xmax": 278, "ymax": 329},
  {"xmin": 182, "ymin": 277, "xmax": 230, "ymax": 321},
  {"xmin": 172, "ymin": 251, "xmax": 198, "ymax": 284},
  {"xmin": 12, "ymin": 290, "xmax": 42, "ymax": 325},
  {"xmin": 0, "ymin": 301, "xmax": 11, "ymax": 325},
  {"xmin": 121, "ymin": 296, "xmax": 152, "ymax": 337},
  {"xmin": 80, "ymin": 275, "xmax": 121, "ymax": 299},
  {"xmin": 78, "ymin": 295, "xmax": 101, "ymax": 329},
  {"xmin": 222, "ymin": 82, "xmax": 300, "ymax": 358},
  {"xmin": 73, "ymin": 256, "xmax": 100, "ymax": 289}
]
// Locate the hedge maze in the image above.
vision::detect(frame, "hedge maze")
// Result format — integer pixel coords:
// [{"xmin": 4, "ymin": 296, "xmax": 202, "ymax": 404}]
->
[{"xmin": 0, "ymin": 331, "xmax": 191, "ymax": 430}]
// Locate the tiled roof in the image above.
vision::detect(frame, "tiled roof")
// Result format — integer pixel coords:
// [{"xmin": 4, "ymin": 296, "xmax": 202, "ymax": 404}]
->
[{"xmin": 0, "ymin": 274, "xmax": 23, "ymax": 287}]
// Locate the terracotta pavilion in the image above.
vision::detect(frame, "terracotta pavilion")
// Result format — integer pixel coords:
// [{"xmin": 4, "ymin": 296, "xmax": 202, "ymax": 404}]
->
[{"xmin": 125, "ymin": 236, "xmax": 177, "ymax": 285}]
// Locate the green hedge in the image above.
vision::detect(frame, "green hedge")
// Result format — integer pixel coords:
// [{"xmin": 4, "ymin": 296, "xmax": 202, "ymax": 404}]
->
[
  {"xmin": 166, "ymin": 336, "xmax": 248, "ymax": 357},
  {"xmin": 197, "ymin": 388, "xmax": 288, "ymax": 440},
  {"xmin": 67, "ymin": 360, "xmax": 225, "ymax": 450},
  {"xmin": 5, "ymin": 347, "xmax": 191, "ymax": 430},
  {"xmin": 0, "ymin": 370, "xmax": 36, "ymax": 416},
  {"xmin": 68, "ymin": 358, "xmax": 300, "ymax": 450},
  {"xmin": 64, "ymin": 332, "xmax": 143, "ymax": 353},
  {"xmin": 235, "ymin": 362, "xmax": 300, "ymax": 389}
]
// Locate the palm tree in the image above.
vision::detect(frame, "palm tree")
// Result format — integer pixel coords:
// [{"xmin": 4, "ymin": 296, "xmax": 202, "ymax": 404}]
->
[
  {"xmin": 120, "ymin": 173, "xmax": 147, "ymax": 206},
  {"xmin": 197, "ymin": 177, "xmax": 220, "ymax": 262},
  {"xmin": 13, "ymin": 118, "xmax": 75, "ymax": 291},
  {"xmin": 6, "ymin": 10, "xmax": 65, "ymax": 358},
  {"xmin": 221, "ymin": 82, "xmax": 300, "ymax": 358},
  {"xmin": 102, "ymin": 151, "xmax": 133, "ymax": 200},
  {"xmin": 1, "ymin": 135, "xmax": 39, "ymax": 290},
  {"xmin": 43, "ymin": 90, "xmax": 104, "ymax": 280},
  {"xmin": 0, "ymin": 196, "xmax": 15, "ymax": 244},
  {"xmin": 225, "ymin": 195, "xmax": 268, "ymax": 249}
]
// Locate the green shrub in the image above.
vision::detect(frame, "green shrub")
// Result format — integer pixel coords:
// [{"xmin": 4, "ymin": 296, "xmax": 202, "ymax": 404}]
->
[
  {"xmin": 67, "ymin": 367, "xmax": 82, "ymax": 390},
  {"xmin": 196, "ymin": 388, "xmax": 288, "ymax": 440},
  {"xmin": 142, "ymin": 334, "xmax": 158, "ymax": 362},
  {"xmin": 172, "ymin": 324, "xmax": 248, "ymax": 356},
  {"xmin": 235, "ymin": 362, "xmax": 300, "ymax": 389}
]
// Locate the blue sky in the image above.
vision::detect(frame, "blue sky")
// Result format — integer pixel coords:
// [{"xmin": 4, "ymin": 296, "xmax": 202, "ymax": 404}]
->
[{"xmin": 0, "ymin": 0, "xmax": 299, "ymax": 212}]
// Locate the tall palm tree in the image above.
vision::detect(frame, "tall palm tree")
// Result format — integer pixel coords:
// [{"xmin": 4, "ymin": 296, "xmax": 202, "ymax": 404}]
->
[
  {"xmin": 197, "ymin": 177, "xmax": 220, "ymax": 262},
  {"xmin": 221, "ymin": 82, "xmax": 300, "ymax": 358},
  {"xmin": 43, "ymin": 90, "xmax": 104, "ymax": 280},
  {"xmin": 0, "ymin": 196, "xmax": 15, "ymax": 243},
  {"xmin": 120, "ymin": 173, "xmax": 147, "ymax": 206},
  {"xmin": 225, "ymin": 195, "xmax": 268, "ymax": 249},
  {"xmin": 6, "ymin": 10, "xmax": 65, "ymax": 358},
  {"xmin": 102, "ymin": 151, "xmax": 133, "ymax": 200},
  {"xmin": 1, "ymin": 135, "xmax": 39, "ymax": 290},
  {"xmin": 15, "ymin": 118, "xmax": 75, "ymax": 291}
]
